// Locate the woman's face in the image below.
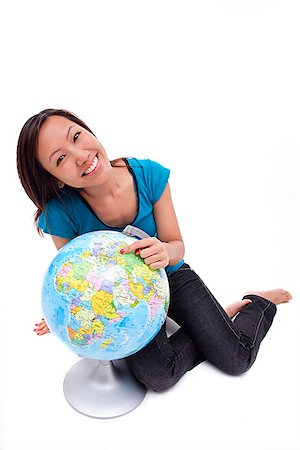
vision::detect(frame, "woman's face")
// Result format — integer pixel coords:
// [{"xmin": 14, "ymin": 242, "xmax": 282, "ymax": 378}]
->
[{"xmin": 36, "ymin": 115, "xmax": 112, "ymax": 188}]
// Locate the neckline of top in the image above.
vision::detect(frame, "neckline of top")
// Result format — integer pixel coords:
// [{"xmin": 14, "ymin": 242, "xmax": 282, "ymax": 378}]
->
[{"xmin": 77, "ymin": 157, "xmax": 140, "ymax": 230}]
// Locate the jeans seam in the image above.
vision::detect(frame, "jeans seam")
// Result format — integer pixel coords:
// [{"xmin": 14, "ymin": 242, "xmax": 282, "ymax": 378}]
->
[
  {"xmin": 155, "ymin": 336, "xmax": 173, "ymax": 361},
  {"xmin": 201, "ymin": 283, "xmax": 240, "ymax": 337},
  {"xmin": 175, "ymin": 338, "xmax": 194, "ymax": 361},
  {"xmin": 249, "ymin": 301, "xmax": 273, "ymax": 349},
  {"xmin": 200, "ymin": 282, "xmax": 253, "ymax": 350}
]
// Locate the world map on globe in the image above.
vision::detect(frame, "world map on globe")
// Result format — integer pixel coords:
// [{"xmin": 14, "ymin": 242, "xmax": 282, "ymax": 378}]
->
[{"xmin": 42, "ymin": 230, "xmax": 170, "ymax": 360}]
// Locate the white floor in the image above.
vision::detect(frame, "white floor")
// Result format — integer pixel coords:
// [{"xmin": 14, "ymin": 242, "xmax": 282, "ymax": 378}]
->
[
  {"xmin": 1, "ymin": 1, "xmax": 299, "ymax": 449},
  {"xmin": 1, "ymin": 202, "xmax": 299, "ymax": 450},
  {"xmin": 0, "ymin": 298, "xmax": 299, "ymax": 450}
]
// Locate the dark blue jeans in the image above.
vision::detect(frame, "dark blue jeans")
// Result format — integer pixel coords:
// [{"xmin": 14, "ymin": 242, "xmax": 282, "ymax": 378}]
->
[{"xmin": 127, "ymin": 263, "xmax": 277, "ymax": 392}]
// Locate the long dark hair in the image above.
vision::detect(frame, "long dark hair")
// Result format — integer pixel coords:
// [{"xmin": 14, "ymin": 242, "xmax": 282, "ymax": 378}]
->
[{"xmin": 16, "ymin": 108, "xmax": 96, "ymax": 231}]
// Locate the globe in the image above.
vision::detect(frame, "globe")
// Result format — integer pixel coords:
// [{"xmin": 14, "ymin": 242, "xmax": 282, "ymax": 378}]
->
[{"xmin": 42, "ymin": 230, "xmax": 170, "ymax": 360}]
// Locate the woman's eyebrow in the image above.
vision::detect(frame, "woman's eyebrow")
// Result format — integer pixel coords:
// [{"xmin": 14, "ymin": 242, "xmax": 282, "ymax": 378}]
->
[
  {"xmin": 66, "ymin": 125, "xmax": 74, "ymax": 139},
  {"xmin": 48, "ymin": 125, "xmax": 74, "ymax": 161},
  {"xmin": 49, "ymin": 148, "xmax": 61, "ymax": 162}
]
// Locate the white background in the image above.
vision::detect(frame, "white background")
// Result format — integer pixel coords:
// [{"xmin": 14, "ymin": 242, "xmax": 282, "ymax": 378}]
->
[{"xmin": 1, "ymin": 1, "xmax": 299, "ymax": 449}]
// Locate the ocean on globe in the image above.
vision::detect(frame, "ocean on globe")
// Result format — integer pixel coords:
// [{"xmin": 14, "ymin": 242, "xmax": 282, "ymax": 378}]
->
[{"xmin": 41, "ymin": 230, "xmax": 170, "ymax": 360}]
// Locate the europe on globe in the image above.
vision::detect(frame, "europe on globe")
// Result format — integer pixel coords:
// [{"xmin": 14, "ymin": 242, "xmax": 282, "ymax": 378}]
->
[{"xmin": 42, "ymin": 230, "xmax": 170, "ymax": 360}]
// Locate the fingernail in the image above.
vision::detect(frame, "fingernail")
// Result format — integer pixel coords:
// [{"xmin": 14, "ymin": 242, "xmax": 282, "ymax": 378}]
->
[
  {"xmin": 34, "ymin": 329, "xmax": 37, "ymax": 332},
  {"xmin": 120, "ymin": 248, "xmax": 126, "ymax": 254},
  {"xmin": 135, "ymin": 249, "xmax": 141, "ymax": 255}
]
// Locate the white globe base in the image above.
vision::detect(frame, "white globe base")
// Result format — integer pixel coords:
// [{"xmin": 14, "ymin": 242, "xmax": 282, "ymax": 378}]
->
[{"xmin": 63, "ymin": 358, "xmax": 146, "ymax": 418}]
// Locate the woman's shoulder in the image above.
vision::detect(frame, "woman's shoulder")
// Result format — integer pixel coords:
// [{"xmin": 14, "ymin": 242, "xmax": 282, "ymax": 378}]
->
[
  {"xmin": 44, "ymin": 187, "xmax": 79, "ymax": 210},
  {"xmin": 125, "ymin": 157, "xmax": 169, "ymax": 172},
  {"xmin": 39, "ymin": 188, "xmax": 80, "ymax": 237},
  {"xmin": 125, "ymin": 157, "xmax": 170, "ymax": 204},
  {"xmin": 111, "ymin": 156, "xmax": 169, "ymax": 169}
]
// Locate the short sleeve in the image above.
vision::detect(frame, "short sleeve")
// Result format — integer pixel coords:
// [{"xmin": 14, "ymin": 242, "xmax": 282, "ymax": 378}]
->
[
  {"xmin": 38, "ymin": 198, "xmax": 77, "ymax": 238},
  {"xmin": 145, "ymin": 159, "xmax": 170, "ymax": 205}
]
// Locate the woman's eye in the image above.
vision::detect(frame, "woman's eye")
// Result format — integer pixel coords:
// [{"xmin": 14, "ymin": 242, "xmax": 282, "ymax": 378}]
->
[
  {"xmin": 57, "ymin": 155, "xmax": 66, "ymax": 166},
  {"xmin": 73, "ymin": 131, "xmax": 81, "ymax": 143}
]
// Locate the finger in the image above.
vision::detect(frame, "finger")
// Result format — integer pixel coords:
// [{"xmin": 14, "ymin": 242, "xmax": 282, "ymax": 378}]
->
[
  {"xmin": 34, "ymin": 326, "xmax": 45, "ymax": 333},
  {"xmin": 120, "ymin": 238, "xmax": 153, "ymax": 254},
  {"xmin": 149, "ymin": 260, "xmax": 168, "ymax": 270},
  {"xmin": 143, "ymin": 252, "xmax": 166, "ymax": 265},
  {"xmin": 34, "ymin": 326, "xmax": 48, "ymax": 334},
  {"xmin": 120, "ymin": 239, "xmax": 150, "ymax": 254},
  {"xmin": 35, "ymin": 321, "xmax": 47, "ymax": 330},
  {"xmin": 34, "ymin": 320, "xmax": 49, "ymax": 333},
  {"xmin": 34, "ymin": 318, "xmax": 44, "ymax": 326},
  {"xmin": 139, "ymin": 244, "xmax": 163, "ymax": 259},
  {"xmin": 37, "ymin": 327, "xmax": 50, "ymax": 335}
]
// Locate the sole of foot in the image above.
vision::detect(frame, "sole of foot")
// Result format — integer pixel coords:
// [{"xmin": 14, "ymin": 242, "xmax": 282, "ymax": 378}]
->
[{"xmin": 244, "ymin": 289, "xmax": 293, "ymax": 305}]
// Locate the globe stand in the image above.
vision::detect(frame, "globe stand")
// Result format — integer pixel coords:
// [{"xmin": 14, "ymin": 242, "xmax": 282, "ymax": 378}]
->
[{"xmin": 63, "ymin": 358, "xmax": 146, "ymax": 419}]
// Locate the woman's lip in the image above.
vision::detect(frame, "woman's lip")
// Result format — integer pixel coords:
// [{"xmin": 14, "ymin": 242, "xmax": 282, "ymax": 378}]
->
[{"xmin": 82, "ymin": 154, "xmax": 101, "ymax": 177}]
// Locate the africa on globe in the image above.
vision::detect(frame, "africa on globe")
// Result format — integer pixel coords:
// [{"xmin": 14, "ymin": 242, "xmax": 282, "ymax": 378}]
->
[{"xmin": 42, "ymin": 230, "xmax": 170, "ymax": 360}]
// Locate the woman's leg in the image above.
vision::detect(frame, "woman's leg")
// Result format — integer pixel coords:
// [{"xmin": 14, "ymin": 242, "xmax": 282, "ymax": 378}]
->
[
  {"xmin": 127, "ymin": 322, "xmax": 205, "ymax": 392},
  {"xmin": 127, "ymin": 264, "xmax": 289, "ymax": 391},
  {"xmin": 167, "ymin": 264, "xmax": 278, "ymax": 375},
  {"xmin": 126, "ymin": 266, "xmax": 246, "ymax": 391},
  {"xmin": 127, "ymin": 295, "xmax": 252, "ymax": 391}
]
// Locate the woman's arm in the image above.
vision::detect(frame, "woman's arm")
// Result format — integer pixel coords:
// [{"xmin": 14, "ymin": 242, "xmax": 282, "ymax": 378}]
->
[
  {"xmin": 51, "ymin": 235, "xmax": 72, "ymax": 250},
  {"xmin": 153, "ymin": 183, "xmax": 185, "ymax": 265},
  {"xmin": 120, "ymin": 183, "xmax": 185, "ymax": 268},
  {"xmin": 34, "ymin": 235, "xmax": 71, "ymax": 335}
]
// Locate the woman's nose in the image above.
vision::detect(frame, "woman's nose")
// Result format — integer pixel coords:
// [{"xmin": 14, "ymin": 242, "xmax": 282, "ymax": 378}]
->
[{"xmin": 73, "ymin": 149, "xmax": 89, "ymax": 166}]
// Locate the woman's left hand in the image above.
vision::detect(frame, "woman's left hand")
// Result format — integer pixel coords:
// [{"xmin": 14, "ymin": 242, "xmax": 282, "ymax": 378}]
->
[
  {"xmin": 120, "ymin": 237, "xmax": 169, "ymax": 269},
  {"xmin": 34, "ymin": 318, "xmax": 50, "ymax": 336}
]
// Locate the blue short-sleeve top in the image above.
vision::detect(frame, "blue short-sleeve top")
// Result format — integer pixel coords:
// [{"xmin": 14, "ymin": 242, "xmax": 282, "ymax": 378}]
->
[{"xmin": 38, "ymin": 157, "xmax": 184, "ymax": 274}]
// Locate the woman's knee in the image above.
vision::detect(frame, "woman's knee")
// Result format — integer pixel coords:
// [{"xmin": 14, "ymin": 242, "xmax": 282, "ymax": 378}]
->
[{"xmin": 218, "ymin": 356, "xmax": 254, "ymax": 376}]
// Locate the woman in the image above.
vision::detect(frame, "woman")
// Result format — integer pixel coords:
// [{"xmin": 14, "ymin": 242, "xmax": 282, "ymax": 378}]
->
[{"xmin": 17, "ymin": 108, "xmax": 292, "ymax": 392}]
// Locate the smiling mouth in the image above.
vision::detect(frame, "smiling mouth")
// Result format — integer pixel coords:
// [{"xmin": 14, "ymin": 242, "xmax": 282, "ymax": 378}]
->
[{"xmin": 82, "ymin": 154, "xmax": 99, "ymax": 176}]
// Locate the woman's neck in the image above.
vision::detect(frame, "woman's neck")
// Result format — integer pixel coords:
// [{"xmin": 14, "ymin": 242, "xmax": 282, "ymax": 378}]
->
[{"xmin": 80, "ymin": 163, "xmax": 126, "ymax": 203}]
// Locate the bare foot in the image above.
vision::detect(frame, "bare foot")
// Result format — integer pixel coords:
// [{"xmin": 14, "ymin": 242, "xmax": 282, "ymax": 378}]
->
[
  {"xmin": 225, "ymin": 299, "xmax": 252, "ymax": 319},
  {"xmin": 243, "ymin": 289, "xmax": 293, "ymax": 305}
]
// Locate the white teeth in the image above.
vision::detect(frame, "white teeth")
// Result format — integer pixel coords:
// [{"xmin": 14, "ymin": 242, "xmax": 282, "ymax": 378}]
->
[{"xmin": 83, "ymin": 156, "xmax": 98, "ymax": 175}]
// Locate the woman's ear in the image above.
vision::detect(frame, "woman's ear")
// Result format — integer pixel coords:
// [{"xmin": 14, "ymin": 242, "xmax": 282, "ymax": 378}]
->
[{"xmin": 55, "ymin": 180, "xmax": 65, "ymax": 189}]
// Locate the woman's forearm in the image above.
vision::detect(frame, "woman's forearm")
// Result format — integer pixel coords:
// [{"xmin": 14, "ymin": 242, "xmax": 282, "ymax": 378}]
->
[{"xmin": 163, "ymin": 240, "xmax": 185, "ymax": 266}]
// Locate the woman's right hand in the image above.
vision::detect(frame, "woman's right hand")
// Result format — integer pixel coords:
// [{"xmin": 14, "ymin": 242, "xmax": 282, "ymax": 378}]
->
[{"xmin": 34, "ymin": 318, "xmax": 50, "ymax": 336}]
